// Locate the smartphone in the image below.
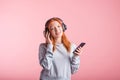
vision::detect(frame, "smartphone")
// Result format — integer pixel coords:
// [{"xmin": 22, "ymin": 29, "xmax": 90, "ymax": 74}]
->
[{"xmin": 73, "ymin": 42, "xmax": 86, "ymax": 53}]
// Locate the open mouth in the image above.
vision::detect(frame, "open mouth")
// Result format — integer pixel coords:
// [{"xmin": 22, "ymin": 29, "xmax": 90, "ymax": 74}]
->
[{"xmin": 56, "ymin": 32, "xmax": 61, "ymax": 35}]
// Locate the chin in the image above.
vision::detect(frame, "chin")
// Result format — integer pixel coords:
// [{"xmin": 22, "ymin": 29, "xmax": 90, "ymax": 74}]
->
[
  {"xmin": 54, "ymin": 33, "xmax": 63, "ymax": 38},
  {"xmin": 55, "ymin": 35, "xmax": 62, "ymax": 38}
]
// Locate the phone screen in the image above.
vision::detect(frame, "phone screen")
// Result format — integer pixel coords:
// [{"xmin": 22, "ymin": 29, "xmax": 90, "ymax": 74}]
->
[
  {"xmin": 73, "ymin": 42, "xmax": 86, "ymax": 53},
  {"xmin": 79, "ymin": 42, "xmax": 86, "ymax": 47}
]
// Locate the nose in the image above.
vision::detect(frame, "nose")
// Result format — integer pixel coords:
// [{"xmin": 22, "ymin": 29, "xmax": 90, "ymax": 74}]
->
[{"xmin": 55, "ymin": 27, "xmax": 59, "ymax": 32}]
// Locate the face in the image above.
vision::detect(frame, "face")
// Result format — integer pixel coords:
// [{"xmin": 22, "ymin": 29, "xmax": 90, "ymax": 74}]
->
[{"xmin": 48, "ymin": 21, "xmax": 63, "ymax": 39}]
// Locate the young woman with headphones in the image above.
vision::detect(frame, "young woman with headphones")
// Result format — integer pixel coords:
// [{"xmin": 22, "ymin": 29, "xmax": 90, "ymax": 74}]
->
[{"xmin": 39, "ymin": 17, "xmax": 83, "ymax": 80}]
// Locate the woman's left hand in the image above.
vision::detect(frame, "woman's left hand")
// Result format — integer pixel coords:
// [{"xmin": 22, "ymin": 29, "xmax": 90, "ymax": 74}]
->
[{"xmin": 73, "ymin": 47, "xmax": 83, "ymax": 56}]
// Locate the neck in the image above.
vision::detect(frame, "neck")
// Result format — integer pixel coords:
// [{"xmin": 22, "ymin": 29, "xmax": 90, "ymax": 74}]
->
[{"xmin": 55, "ymin": 37, "xmax": 62, "ymax": 44}]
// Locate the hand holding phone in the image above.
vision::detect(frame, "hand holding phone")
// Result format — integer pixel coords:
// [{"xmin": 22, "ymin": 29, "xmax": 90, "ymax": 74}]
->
[{"xmin": 73, "ymin": 42, "xmax": 86, "ymax": 53}]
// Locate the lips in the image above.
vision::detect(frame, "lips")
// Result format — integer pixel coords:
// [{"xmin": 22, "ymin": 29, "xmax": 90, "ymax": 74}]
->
[{"xmin": 56, "ymin": 32, "xmax": 61, "ymax": 35}]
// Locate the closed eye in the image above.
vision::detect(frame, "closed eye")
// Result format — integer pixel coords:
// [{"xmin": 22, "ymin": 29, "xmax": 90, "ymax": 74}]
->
[
  {"xmin": 50, "ymin": 27, "xmax": 54, "ymax": 30},
  {"xmin": 58, "ymin": 26, "xmax": 61, "ymax": 28}
]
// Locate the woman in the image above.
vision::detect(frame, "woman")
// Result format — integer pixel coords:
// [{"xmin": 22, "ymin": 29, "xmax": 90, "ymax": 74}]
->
[{"xmin": 39, "ymin": 17, "xmax": 82, "ymax": 80}]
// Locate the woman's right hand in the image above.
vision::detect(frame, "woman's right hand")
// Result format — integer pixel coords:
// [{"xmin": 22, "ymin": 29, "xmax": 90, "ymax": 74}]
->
[{"xmin": 45, "ymin": 31, "xmax": 52, "ymax": 44}]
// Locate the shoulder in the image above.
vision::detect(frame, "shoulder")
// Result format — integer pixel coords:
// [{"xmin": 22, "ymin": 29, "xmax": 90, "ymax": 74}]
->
[
  {"xmin": 39, "ymin": 43, "xmax": 47, "ymax": 49},
  {"xmin": 40, "ymin": 43, "xmax": 46, "ymax": 46}
]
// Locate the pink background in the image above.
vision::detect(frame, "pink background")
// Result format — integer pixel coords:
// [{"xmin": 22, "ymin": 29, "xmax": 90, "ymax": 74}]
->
[{"xmin": 0, "ymin": 0, "xmax": 120, "ymax": 80}]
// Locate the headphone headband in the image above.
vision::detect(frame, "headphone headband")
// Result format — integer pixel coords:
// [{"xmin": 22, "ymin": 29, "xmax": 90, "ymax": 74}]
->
[{"xmin": 45, "ymin": 17, "xmax": 67, "ymax": 32}]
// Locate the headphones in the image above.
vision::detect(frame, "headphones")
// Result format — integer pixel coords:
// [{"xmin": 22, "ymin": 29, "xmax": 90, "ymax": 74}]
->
[{"xmin": 44, "ymin": 17, "xmax": 67, "ymax": 33}]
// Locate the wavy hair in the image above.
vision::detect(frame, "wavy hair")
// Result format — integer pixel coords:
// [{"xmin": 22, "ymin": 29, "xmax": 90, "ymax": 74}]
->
[{"xmin": 45, "ymin": 17, "xmax": 71, "ymax": 52}]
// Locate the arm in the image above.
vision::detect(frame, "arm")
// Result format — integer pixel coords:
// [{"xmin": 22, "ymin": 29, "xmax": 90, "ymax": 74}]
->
[
  {"xmin": 38, "ymin": 43, "xmax": 53, "ymax": 70},
  {"xmin": 70, "ymin": 54, "xmax": 80, "ymax": 74},
  {"xmin": 70, "ymin": 44, "xmax": 80, "ymax": 74}
]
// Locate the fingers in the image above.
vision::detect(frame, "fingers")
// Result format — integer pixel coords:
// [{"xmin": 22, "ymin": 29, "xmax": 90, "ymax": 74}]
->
[
  {"xmin": 44, "ymin": 31, "xmax": 49, "ymax": 39},
  {"xmin": 76, "ymin": 47, "xmax": 81, "ymax": 52},
  {"xmin": 47, "ymin": 32, "xmax": 51, "ymax": 39},
  {"xmin": 45, "ymin": 31, "xmax": 52, "ymax": 44},
  {"xmin": 43, "ymin": 31, "xmax": 50, "ymax": 38},
  {"xmin": 46, "ymin": 31, "xmax": 49, "ymax": 38},
  {"xmin": 74, "ymin": 47, "xmax": 83, "ymax": 55},
  {"xmin": 45, "ymin": 31, "xmax": 48, "ymax": 38}
]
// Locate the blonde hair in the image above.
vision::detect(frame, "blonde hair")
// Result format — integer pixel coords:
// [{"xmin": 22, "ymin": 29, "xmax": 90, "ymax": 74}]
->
[{"xmin": 45, "ymin": 17, "xmax": 71, "ymax": 52}]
